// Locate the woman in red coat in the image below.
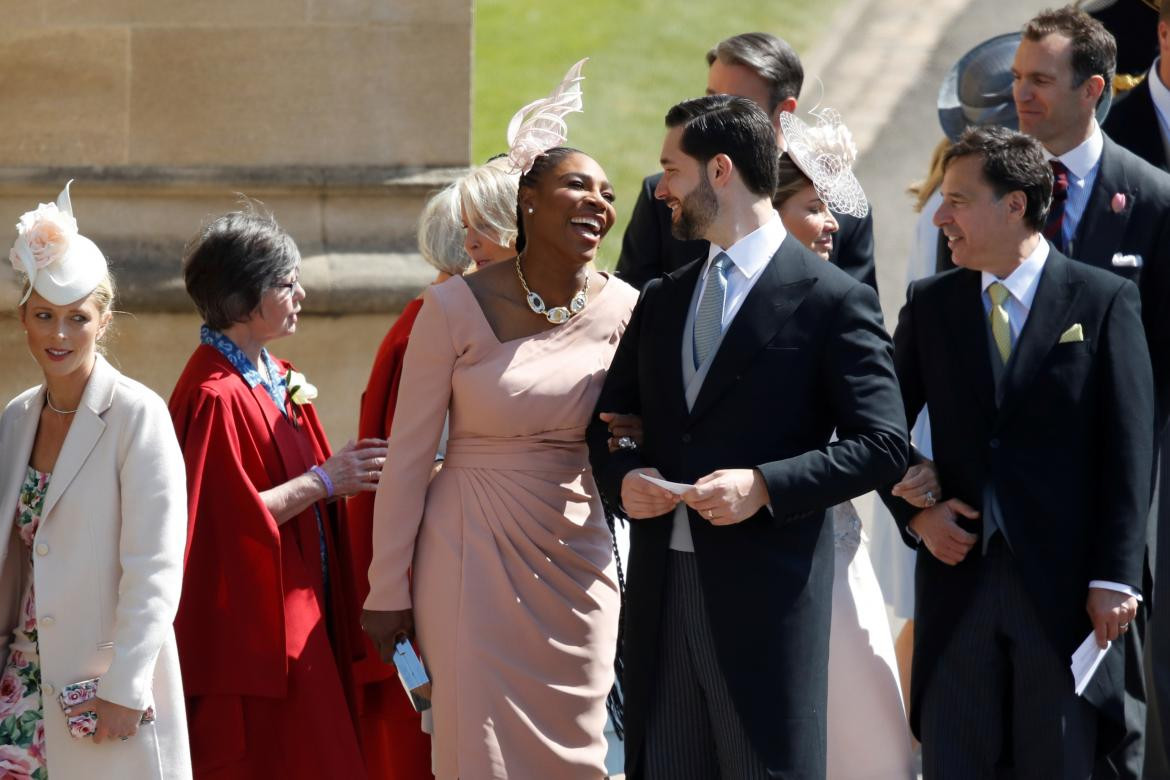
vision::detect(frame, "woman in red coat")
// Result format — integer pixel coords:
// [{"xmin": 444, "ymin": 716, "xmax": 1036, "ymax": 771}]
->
[
  {"xmin": 169, "ymin": 211, "xmax": 386, "ymax": 779},
  {"xmin": 350, "ymin": 169, "xmax": 518, "ymax": 778}
]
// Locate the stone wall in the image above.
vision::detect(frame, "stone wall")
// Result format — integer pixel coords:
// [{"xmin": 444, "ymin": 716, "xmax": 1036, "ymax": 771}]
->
[{"xmin": 0, "ymin": 1, "xmax": 472, "ymax": 441}]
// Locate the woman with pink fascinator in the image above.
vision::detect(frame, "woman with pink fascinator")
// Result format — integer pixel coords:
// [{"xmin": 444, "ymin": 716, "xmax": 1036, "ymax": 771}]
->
[
  {"xmin": 361, "ymin": 60, "xmax": 638, "ymax": 779},
  {"xmin": 0, "ymin": 183, "xmax": 191, "ymax": 778}
]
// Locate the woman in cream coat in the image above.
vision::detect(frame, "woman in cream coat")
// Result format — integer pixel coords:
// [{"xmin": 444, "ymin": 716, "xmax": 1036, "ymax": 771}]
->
[{"xmin": 0, "ymin": 183, "xmax": 190, "ymax": 778}]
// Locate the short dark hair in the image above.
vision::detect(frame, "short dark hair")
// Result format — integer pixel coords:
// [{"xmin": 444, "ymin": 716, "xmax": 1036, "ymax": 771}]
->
[
  {"xmin": 665, "ymin": 95, "xmax": 779, "ymax": 198},
  {"xmin": 1162, "ymin": 0, "xmax": 1170, "ymax": 24},
  {"xmin": 943, "ymin": 125, "xmax": 1053, "ymax": 232},
  {"xmin": 183, "ymin": 210, "xmax": 301, "ymax": 331},
  {"xmin": 514, "ymin": 146, "xmax": 582, "ymax": 253},
  {"xmin": 706, "ymin": 33, "xmax": 804, "ymax": 112},
  {"xmin": 1023, "ymin": 6, "xmax": 1117, "ymax": 102}
]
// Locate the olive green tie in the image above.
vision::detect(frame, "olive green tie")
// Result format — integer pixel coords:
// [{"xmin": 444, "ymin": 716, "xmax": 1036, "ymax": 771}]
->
[{"xmin": 988, "ymin": 281, "xmax": 1012, "ymax": 364}]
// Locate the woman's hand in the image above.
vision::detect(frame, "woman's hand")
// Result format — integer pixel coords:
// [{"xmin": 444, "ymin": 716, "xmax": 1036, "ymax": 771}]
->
[
  {"xmin": 599, "ymin": 412, "xmax": 644, "ymax": 453},
  {"xmin": 85, "ymin": 697, "xmax": 144, "ymax": 744},
  {"xmin": 891, "ymin": 460, "xmax": 942, "ymax": 509},
  {"xmin": 362, "ymin": 608, "xmax": 415, "ymax": 664},
  {"xmin": 319, "ymin": 438, "xmax": 388, "ymax": 497}
]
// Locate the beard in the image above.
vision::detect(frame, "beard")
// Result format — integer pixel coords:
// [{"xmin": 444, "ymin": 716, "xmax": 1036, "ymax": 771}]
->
[{"xmin": 670, "ymin": 170, "xmax": 718, "ymax": 241}]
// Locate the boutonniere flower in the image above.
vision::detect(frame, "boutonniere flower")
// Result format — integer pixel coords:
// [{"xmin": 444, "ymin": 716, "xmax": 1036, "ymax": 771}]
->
[
  {"xmin": 284, "ymin": 369, "xmax": 318, "ymax": 406},
  {"xmin": 1111, "ymin": 193, "xmax": 1127, "ymax": 214}
]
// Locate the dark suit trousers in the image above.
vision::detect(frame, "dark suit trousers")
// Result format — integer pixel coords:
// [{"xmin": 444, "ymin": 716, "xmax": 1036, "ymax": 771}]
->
[
  {"xmin": 643, "ymin": 552, "xmax": 771, "ymax": 780},
  {"xmin": 921, "ymin": 539, "xmax": 1098, "ymax": 780}
]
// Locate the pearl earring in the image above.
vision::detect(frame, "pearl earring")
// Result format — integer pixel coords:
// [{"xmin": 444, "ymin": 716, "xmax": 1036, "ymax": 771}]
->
[{"xmin": 527, "ymin": 207, "xmax": 534, "ymax": 214}]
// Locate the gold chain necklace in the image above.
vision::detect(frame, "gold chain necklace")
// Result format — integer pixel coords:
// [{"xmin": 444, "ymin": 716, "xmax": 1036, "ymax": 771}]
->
[
  {"xmin": 45, "ymin": 392, "xmax": 79, "ymax": 415},
  {"xmin": 514, "ymin": 257, "xmax": 589, "ymax": 325}
]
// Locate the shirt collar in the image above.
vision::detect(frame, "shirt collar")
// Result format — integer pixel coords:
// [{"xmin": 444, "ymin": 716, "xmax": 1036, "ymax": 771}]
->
[
  {"xmin": 200, "ymin": 324, "xmax": 288, "ymax": 411},
  {"xmin": 1045, "ymin": 122, "xmax": 1103, "ymax": 180},
  {"xmin": 980, "ymin": 238, "xmax": 1050, "ymax": 309},
  {"xmin": 1148, "ymin": 59, "xmax": 1170, "ymax": 124},
  {"xmin": 706, "ymin": 212, "xmax": 788, "ymax": 279}
]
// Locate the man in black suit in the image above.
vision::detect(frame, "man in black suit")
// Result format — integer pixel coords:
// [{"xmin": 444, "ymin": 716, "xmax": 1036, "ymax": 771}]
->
[
  {"xmin": 615, "ymin": 32, "xmax": 877, "ymax": 293},
  {"xmin": 1103, "ymin": 1, "xmax": 1169, "ymax": 173},
  {"xmin": 882, "ymin": 124, "xmax": 1154, "ymax": 779},
  {"xmin": 587, "ymin": 95, "xmax": 906, "ymax": 779},
  {"xmin": 1012, "ymin": 9, "xmax": 1170, "ymax": 777}
]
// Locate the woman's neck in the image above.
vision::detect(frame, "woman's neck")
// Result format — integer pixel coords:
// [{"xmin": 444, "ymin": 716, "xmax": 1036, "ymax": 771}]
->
[
  {"xmin": 220, "ymin": 323, "xmax": 265, "ymax": 367},
  {"xmin": 517, "ymin": 245, "xmax": 590, "ymax": 303},
  {"xmin": 44, "ymin": 356, "xmax": 96, "ymax": 413}
]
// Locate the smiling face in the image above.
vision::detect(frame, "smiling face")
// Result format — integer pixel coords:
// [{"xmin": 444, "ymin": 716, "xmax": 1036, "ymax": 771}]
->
[
  {"xmin": 933, "ymin": 154, "xmax": 1024, "ymax": 274},
  {"xmin": 20, "ymin": 289, "xmax": 111, "ymax": 383},
  {"xmin": 244, "ymin": 266, "xmax": 305, "ymax": 345},
  {"xmin": 520, "ymin": 152, "xmax": 616, "ymax": 260},
  {"xmin": 655, "ymin": 126, "xmax": 720, "ymax": 241},
  {"xmin": 777, "ymin": 183, "xmax": 838, "ymax": 260},
  {"xmin": 1012, "ymin": 33, "xmax": 1102, "ymax": 153}
]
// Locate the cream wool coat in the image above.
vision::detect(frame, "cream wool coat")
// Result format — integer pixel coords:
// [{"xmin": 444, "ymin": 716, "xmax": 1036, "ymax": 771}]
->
[{"xmin": 0, "ymin": 355, "xmax": 191, "ymax": 778}]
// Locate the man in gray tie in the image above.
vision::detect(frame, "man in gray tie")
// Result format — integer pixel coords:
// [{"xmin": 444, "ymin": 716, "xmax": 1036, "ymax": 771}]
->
[{"xmin": 586, "ymin": 94, "xmax": 907, "ymax": 779}]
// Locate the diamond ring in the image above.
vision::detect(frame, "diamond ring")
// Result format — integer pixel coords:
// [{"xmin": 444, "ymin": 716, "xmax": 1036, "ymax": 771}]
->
[{"xmin": 617, "ymin": 436, "xmax": 636, "ymax": 450}]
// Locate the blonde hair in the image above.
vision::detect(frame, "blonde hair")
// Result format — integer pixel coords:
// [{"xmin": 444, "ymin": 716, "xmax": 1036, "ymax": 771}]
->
[
  {"xmin": 458, "ymin": 158, "xmax": 519, "ymax": 250},
  {"xmin": 908, "ymin": 137, "xmax": 952, "ymax": 213},
  {"xmin": 417, "ymin": 184, "xmax": 472, "ymax": 277}
]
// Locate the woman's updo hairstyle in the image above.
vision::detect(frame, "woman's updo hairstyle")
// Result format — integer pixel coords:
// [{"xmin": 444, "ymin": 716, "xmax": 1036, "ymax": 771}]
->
[
  {"xmin": 772, "ymin": 151, "xmax": 815, "ymax": 210},
  {"xmin": 514, "ymin": 146, "xmax": 582, "ymax": 253}
]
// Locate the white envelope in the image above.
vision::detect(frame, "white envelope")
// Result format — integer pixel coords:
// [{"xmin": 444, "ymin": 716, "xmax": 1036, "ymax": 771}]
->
[
  {"xmin": 1111, "ymin": 253, "xmax": 1142, "ymax": 268},
  {"xmin": 639, "ymin": 473, "xmax": 693, "ymax": 495}
]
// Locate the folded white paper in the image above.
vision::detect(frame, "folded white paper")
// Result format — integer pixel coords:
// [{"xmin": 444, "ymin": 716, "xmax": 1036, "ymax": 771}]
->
[
  {"xmin": 639, "ymin": 473, "xmax": 694, "ymax": 495},
  {"xmin": 1071, "ymin": 632, "xmax": 1111, "ymax": 696}
]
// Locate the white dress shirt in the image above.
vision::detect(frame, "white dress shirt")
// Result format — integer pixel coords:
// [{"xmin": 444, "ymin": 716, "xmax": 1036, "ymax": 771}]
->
[
  {"xmin": 1044, "ymin": 123, "xmax": 1104, "ymax": 252},
  {"xmin": 1147, "ymin": 58, "xmax": 1170, "ymax": 164},
  {"xmin": 980, "ymin": 238, "xmax": 1139, "ymax": 600}
]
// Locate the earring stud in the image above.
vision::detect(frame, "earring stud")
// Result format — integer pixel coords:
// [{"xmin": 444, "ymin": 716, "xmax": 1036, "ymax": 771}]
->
[{"xmin": 527, "ymin": 207, "xmax": 534, "ymax": 214}]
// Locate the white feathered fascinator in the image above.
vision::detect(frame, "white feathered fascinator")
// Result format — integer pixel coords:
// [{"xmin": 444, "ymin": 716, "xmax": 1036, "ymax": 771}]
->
[
  {"xmin": 779, "ymin": 108, "xmax": 869, "ymax": 218},
  {"xmin": 9, "ymin": 180, "xmax": 108, "ymax": 305},
  {"xmin": 505, "ymin": 58, "xmax": 588, "ymax": 175}
]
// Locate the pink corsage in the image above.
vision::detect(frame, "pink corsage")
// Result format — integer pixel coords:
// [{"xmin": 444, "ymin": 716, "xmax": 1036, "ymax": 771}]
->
[{"xmin": 1111, "ymin": 193, "xmax": 1127, "ymax": 213}]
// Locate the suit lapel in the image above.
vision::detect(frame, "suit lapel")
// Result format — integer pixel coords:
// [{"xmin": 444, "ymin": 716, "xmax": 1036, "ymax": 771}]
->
[
  {"xmin": 995, "ymin": 252, "xmax": 1081, "ymax": 429},
  {"xmin": 656, "ymin": 260, "xmax": 703, "ymax": 424},
  {"xmin": 943, "ymin": 271, "xmax": 998, "ymax": 424},
  {"xmin": 0, "ymin": 394, "xmax": 44, "ymax": 566},
  {"xmin": 40, "ymin": 356, "xmax": 117, "ymax": 522},
  {"xmin": 688, "ymin": 239, "xmax": 816, "ymax": 425},
  {"xmin": 1073, "ymin": 137, "xmax": 1134, "ymax": 268}
]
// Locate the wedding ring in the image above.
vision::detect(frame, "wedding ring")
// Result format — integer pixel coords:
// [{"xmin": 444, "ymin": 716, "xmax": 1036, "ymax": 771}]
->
[
  {"xmin": 924, "ymin": 490, "xmax": 937, "ymax": 507},
  {"xmin": 1120, "ymin": 623, "xmax": 1130, "ymax": 632},
  {"xmin": 617, "ymin": 436, "xmax": 636, "ymax": 450},
  {"xmin": 706, "ymin": 510, "xmax": 713, "ymax": 520}
]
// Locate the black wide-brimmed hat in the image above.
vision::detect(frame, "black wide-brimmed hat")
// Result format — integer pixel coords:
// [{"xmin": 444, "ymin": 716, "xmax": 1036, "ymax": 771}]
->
[
  {"xmin": 938, "ymin": 32, "xmax": 1113, "ymax": 143},
  {"xmin": 1081, "ymin": 0, "xmax": 1160, "ymax": 75}
]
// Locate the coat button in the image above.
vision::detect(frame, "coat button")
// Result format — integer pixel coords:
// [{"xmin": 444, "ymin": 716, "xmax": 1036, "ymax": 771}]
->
[
  {"xmin": 35, "ymin": 544, "xmax": 48, "ymax": 556},
  {"xmin": 40, "ymin": 615, "xmax": 55, "ymax": 627},
  {"xmin": 989, "ymin": 438, "xmax": 1001, "ymax": 449},
  {"xmin": 681, "ymin": 433, "xmax": 692, "ymax": 443},
  {"xmin": 42, "ymin": 683, "xmax": 54, "ymax": 697}
]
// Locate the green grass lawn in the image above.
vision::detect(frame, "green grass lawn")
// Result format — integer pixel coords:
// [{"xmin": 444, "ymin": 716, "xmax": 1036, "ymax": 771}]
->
[{"xmin": 472, "ymin": 0, "xmax": 843, "ymax": 269}]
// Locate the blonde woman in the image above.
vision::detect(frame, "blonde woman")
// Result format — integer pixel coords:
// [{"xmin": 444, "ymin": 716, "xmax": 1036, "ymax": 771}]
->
[
  {"xmin": 459, "ymin": 157, "xmax": 519, "ymax": 268},
  {"xmin": 0, "ymin": 183, "xmax": 191, "ymax": 778}
]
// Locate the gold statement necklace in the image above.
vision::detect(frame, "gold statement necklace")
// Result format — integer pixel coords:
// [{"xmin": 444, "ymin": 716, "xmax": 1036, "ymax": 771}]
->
[{"xmin": 515, "ymin": 257, "xmax": 589, "ymax": 325}]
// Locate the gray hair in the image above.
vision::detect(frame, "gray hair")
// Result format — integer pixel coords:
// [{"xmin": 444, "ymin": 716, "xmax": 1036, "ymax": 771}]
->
[
  {"xmin": 417, "ymin": 183, "xmax": 471, "ymax": 277},
  {"xmin": 706, "ymin": 32, "xmax": 804, "ymax": 112},
  {"xmin": 458, "ymin": 158, "xmax": 519, "ymax": 250},
  {"xmin": 182, "ymin": 210, "xmax": 301, "ymax": 331}
]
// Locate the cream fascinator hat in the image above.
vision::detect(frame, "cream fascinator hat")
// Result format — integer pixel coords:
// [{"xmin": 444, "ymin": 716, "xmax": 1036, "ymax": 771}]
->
[
  {"xmin": 504, "ymin": 58, "xmax": 588, "ymax": 175},
  {"xmin": 9, "ymin": 181, "xmax": 108, "ymax": 305},
  {"xmin": 779, "ymin": 108, "xmax": 869, "ymax": 219}
]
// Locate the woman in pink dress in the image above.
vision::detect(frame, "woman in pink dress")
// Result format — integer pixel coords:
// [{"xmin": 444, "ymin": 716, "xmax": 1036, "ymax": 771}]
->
[{"xmin": 362, "ymin": 144, "xmax": 636, "ymax": 779}]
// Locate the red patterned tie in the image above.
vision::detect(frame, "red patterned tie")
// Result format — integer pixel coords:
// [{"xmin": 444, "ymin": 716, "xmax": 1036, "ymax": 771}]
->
[{"xmin": 1043, "ymin": 160, "xmax": 1070, "ymax": 250}]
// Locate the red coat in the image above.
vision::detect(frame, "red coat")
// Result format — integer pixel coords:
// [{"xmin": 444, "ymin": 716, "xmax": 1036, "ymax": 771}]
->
[
  {"xmin": 349, "ymin": 298, "xmax": 433, "ymax": 779},
  {"xmin": 169, "ymin": 344, "xmax": 367, "ymax": 779}
]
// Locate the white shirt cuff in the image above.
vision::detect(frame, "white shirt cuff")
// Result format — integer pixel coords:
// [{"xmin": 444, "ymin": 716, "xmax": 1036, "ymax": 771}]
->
[{"xmin": 1089, "ymin": 580, "xmax": 1142, "ymax": 601}]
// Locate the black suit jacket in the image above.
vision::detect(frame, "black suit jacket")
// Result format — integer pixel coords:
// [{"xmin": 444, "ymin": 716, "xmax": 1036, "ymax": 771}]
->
[
  {"xmin": 880, "ymin": 248, "xmax": 1155, "ymax": 751},
  {"xmin": 935, "ymin": 135, "xmax": 1170, "ymax": 431},
  {"xmin": 588, "ymin": 236, "xmax": 907, "ymax": 778},
  {"xmin": 1103, "ymin": 78, "xmax": 1169, "ymax": 173},
  {"xmin": 615, "ymin": 172, "xmax": 878, "ymax": 293}
]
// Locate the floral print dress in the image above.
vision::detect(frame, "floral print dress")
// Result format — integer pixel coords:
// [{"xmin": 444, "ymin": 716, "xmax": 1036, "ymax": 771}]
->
[{"xmin": 0, "ymin": 467, "xmax": 51, "ymax": 779}]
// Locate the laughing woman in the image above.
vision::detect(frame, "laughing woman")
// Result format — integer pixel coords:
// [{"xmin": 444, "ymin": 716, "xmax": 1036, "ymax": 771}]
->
[{"xmin": 0, "ymin": 183, "xmax": 191, "ymax": 778}]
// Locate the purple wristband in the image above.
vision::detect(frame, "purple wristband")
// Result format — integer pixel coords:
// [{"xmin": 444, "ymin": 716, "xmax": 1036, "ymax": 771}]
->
[{"xmin": 310, "ymin": 465, "xmax": 334, "ymax": 499}]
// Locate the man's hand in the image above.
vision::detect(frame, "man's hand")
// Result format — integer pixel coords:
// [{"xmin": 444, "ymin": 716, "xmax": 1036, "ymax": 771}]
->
[
  {"xmin": 600, "ymin": 411, "xmax": 644, "ymax": 453},
  {"xmin": 1086, "ymin": 588, "xmax": 1139, "ymax": 649},
  {"xmin": 620, "ymin": 468, "xmax": 680, "ymax": 519},
  {"xmin": 891, "ymin": 459, "xmax": 942, "ymax": 509},
  {"xmin": 361, "ymin": 608, "xmax": 415, "ymax": 664},
  {"xmin": 682, "ymin": 469, "xmax": 770, "ymax": 526},
  {"xmin": 909, "ymin": 498, "xmax": 980, "ymax": 565}
]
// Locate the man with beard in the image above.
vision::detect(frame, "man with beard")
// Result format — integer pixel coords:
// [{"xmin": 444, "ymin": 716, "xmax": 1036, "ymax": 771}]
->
[
  {"xmin": 586, "ymin": 95, "xmax": 906, "ymax": 779},
  {"xmin": 615, "ymin": 32, "xmax": 877, "ymax": 293}
]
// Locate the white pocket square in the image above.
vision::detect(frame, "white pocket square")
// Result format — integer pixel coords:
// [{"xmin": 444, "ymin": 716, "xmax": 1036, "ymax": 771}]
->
[
  {"xmin": 1111, "ymin": 253, "xmax": 1142, "ymax": 268},
  {"xmin": 1059, "ymin": 323, "xmax": 1084, "ymax": 344}
]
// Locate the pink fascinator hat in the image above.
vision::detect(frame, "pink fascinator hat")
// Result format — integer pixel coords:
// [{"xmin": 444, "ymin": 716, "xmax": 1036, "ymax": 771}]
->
[
  {"xmin": 504, "ymin": 58, "xmax": 589, "ymax": 175},
  {"xmin": 9, "ymin": 180, "xmax": 108, "ymax": 305}
]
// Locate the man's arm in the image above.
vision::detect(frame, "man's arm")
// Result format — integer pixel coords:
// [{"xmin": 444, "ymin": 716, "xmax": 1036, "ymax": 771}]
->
[
  {"xmin": 755, "ymin": 282, "xmax": 908, "ymax": 518},
  {"xmin": 830, "ymin": 208, "xmax": 878, "ymax": 294}
]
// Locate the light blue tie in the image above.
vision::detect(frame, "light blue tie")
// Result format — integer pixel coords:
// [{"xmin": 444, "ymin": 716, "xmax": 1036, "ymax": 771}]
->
[{"xmin": 693, "ymin": 253, "xmax": 730, "ymax": 368}]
